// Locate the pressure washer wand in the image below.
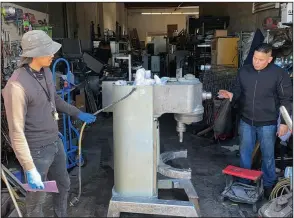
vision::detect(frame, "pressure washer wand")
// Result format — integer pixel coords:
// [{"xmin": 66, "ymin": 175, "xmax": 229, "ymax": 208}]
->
[{"xmin": 280, "ymin": 106, "xmax": 292, "ymax": 132}]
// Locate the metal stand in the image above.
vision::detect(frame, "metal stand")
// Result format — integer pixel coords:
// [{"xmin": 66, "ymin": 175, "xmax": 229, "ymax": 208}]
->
[
  {"xmin": 108, "ymin": 178, "xmax": 200, "ymax": 217},
  {"xmin": 108, "ymin": 173, "xmax": 200, "ymax": 217},
  {"xmin": 107, "ymin": 128, "xmax": 200, "ymax": 217}
]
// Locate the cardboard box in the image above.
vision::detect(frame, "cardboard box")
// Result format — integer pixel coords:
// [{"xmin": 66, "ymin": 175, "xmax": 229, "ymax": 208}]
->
[
  {"xmin": 75, "ymin": 91, "xmax": 86, "ymax": 112},
  {"xmin": 214, "ymin": 30, "xmax": 228, "ymax": 38},
  {"xmin": 210, "ymin": 37, "xmax": 239, "ymax": 68}
]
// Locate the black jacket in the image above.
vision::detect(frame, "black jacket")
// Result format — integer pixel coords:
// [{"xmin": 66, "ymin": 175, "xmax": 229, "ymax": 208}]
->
[{"xmin": 232, "ymin": 63, "xmax": 293, "ymax": 126}]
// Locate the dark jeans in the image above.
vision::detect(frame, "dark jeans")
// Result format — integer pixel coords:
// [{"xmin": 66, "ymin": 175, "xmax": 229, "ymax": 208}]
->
[
  {"xmin": 25, "ymin": 138, "xmax": 70, "ymax": 217},
  {"xmin": 239, "ymin": 119, "xmax": 277, "ymax": 188}
]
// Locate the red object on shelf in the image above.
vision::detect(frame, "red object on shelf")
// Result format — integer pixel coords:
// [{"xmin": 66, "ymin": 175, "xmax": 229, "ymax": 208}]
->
[{"xmin": 223, "ymin": 165, "xmax": 263, "ymax": 181}]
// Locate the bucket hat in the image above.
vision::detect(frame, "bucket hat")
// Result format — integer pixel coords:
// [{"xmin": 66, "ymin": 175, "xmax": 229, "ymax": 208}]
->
[{"xmin": 20, "ymin": 30, "xmax": 61, "ymax": 57}]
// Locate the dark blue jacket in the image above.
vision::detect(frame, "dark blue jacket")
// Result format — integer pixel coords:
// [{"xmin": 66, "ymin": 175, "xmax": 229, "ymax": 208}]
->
[{"xmin": 232, "ymin": 63, "xmax": 293, "ymax": 126}]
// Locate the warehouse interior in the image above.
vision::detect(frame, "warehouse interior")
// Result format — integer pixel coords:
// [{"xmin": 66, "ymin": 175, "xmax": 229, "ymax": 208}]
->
[{"xmin": 1, "ymin": 1, "xmax": 293, "ymax": 217}]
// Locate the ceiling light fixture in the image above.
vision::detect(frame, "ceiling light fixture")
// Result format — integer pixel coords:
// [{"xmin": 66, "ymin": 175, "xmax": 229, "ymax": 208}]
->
[{"xmin": 141, "ymin": 12, "xmax": 199, "ymax": 15}]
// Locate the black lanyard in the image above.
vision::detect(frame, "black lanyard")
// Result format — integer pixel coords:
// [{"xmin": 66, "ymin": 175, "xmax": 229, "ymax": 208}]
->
[{"xmin": 24, "ymin": 66, "xmax": 51, "ymax": 103}]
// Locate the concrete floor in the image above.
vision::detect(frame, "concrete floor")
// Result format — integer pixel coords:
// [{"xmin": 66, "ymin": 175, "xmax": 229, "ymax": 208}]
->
[{"xmin": 43, "ymin": 114, "xmax": 258, "ymax": 217}]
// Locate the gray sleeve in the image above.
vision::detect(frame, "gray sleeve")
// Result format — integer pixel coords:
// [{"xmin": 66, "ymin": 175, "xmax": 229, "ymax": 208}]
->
[{"xmin": 54, "ymin": 91, "xmax": 81, "ymax": 118}]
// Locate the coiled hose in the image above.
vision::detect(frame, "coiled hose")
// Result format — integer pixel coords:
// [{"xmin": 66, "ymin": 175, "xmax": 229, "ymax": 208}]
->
[
  {"xmin": 269, "ymin": 178, "xmax": 291, "ymax": 200},
  {"xmin": 70, "ymin": 87, "xmax": 136, "ymax": 206}
]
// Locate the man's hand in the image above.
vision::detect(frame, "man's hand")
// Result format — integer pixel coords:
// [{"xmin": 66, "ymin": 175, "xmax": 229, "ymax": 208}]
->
[
  {"xmin": 278, "ymin": 124, "xmax": 289, "ymax": 137},
  {"xmin": 218, "ymin": 90, "xmax": 233, "ymax": 101},
  {"xmin": 77, "ymin": 112, "xmax": 96, "ymax": 124}
]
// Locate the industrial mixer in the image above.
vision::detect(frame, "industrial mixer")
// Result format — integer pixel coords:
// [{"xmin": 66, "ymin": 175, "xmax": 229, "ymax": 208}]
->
[{"xmin": 107, "ymin": 77, "xmax": 211, "ymax": 217}]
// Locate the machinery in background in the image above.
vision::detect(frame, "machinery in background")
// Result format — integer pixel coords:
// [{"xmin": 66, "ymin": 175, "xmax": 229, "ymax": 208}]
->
[
  {"xmin": 107, "ymin": 78, "xmax": 211, "ymax": 217},
  {"xmin": 187, "ymin": 16, "xmax": 230, "ymax": 36},
  {"xmin": 102, "ymin": 54, "xmax": 133, "ymax": 112},
  {"xmin": 142, "ymin": 54, "xmax": 166, "ymax": 77}
]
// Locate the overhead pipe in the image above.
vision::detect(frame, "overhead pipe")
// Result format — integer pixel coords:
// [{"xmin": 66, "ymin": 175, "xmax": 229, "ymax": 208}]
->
[
  {"xmin": 174, "ymin": 2, "xmax": 184, "ymax": 11},
  {"xmin": 252, "ymin": 2, "xmax": 276, "ymax": 13}
]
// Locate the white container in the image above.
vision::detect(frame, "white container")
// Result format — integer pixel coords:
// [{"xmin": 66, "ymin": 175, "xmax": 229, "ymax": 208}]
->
[
  {"xmin": 145, "ymin": 70, "xmax": 151, "ymax": 79},
  {"xmin": 281, "ymin": 3, "xmax": 293, "ymax": 23}
]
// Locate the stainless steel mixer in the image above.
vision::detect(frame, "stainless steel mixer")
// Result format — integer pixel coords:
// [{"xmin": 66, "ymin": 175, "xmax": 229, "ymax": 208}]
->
[{"xmin": 107, "ymin": 77, "xmax": 211, "ymax": 217}]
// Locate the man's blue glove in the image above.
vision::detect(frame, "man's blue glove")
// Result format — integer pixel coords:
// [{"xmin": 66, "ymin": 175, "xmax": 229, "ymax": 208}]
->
[
  {"xmin": 77, "ymin": 112, "xmax": 96, "ymax": 124},
  {"xmin": 26, "ymin": 168, "xmax": 44, "ymax": 190}
]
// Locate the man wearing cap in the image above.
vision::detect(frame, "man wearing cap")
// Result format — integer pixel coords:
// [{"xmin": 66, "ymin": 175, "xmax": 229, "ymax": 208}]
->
[{"xmin": 2, "ymin": 30, "xmax": 96, "ymax": 217}]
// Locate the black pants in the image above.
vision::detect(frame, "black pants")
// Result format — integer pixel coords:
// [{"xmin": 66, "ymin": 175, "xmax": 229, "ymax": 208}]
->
[{"xmin": 25, "ymin": 138, "xmax": 70, "ymax": 217}]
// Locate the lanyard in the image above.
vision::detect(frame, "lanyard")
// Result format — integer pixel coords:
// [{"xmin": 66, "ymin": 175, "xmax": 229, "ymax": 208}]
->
[
  {"xmin": 24, "ymin": 65, "xmax": 59, "ymax": 121},
  {"xmin": 24, "ymin": 66, "xmax": 52, "ymax": 103}
]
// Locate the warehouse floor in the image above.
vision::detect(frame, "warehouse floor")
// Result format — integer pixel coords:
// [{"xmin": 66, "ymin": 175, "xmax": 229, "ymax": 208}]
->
[{"xmin": 42, "ymin": 114, "xmax": 258, "ymax": 217}]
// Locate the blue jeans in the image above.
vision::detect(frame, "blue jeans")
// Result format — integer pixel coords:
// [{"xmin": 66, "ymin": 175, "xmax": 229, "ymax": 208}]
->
[{"xmin": 239, "ymin": 119, "xmax": 277, "ymax": 188}]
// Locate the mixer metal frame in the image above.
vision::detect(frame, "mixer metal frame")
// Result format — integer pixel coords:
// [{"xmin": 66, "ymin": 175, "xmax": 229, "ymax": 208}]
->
[
  {"xmin": 107, "ymin": 151, "xmax": 200, "ymax": 217},
  {"xmin": 107, "ymin": 179, "xmax": 200, "ymax": 217}
]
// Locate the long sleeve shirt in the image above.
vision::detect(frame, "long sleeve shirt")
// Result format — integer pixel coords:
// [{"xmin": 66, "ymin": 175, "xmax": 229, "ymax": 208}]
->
[{"xmin": 2, "ymin": 66, "xmax": 81, "ymax": 171}]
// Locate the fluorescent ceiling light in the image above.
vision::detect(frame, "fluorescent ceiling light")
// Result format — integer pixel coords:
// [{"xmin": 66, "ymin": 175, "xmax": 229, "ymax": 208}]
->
[
  {"xmin": 182, "ymin": 12, "xmax": 199, "ymax": 14},
  {"xmin": 141, "ymin": 12, "xmax": 199, "ymax": 15},
  {"xmin": 179, "ymin": 6, "xmax": 199, "ymax": 9}
]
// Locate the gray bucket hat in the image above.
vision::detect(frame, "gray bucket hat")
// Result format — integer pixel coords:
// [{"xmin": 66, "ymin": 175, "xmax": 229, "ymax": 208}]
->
[{"xmin": 20, "ymin": 30, "xmax": 61, "ymax": 57}]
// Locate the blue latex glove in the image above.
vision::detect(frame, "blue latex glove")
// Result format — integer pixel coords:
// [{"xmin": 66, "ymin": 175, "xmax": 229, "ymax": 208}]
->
[
  {"xmin": 77, "ymin": 112, "xmax": 96, "ymax": 124},
  {"xmin": 25, "ymin": 168, "xmax": 44, "ymax": 190}
]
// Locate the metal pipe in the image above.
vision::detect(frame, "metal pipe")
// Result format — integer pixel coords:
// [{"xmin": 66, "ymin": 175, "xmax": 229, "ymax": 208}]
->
[
  {"xmin": 174, "ymin": 2, "xmax": 184, "ymax": 11},
  {"xmin": 280, "ymin": 106, "xmax": 292, "ymax": 131},
  {"xmin": 253, "ymin": 5, "xmax": 276, "ymax": 13},
  {"xmin": 116, "ymin": 54, "xmax": 132, "ymax": 81},
  {"xmin": 1, "ymin": 170, "xmax": 23, "ymax": 217},
  {"xmin": 128, "ymin": 54, "xmax": 132, "ymax": 81}
]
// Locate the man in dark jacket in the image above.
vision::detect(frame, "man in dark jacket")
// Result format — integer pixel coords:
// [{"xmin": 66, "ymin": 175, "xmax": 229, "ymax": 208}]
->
[{"xmin": 219, "ymin": 43, "xmax": 293, "ymax": 197}]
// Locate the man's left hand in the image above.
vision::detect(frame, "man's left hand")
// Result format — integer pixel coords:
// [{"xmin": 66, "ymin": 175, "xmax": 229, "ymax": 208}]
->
[
  {"xmin": 278, "ymin": 124, "xmax": 289, "ymax": 137},
  {"xmin": 78, "ymin": 112, "xmax": 96, "ymax": 124}
]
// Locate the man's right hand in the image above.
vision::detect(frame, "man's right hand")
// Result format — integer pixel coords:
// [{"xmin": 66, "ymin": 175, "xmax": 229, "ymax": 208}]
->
[
  {"xmin": 25, "ymin": 168, "xmax": 44, "ymax": 190},
  {"xmin": 218, "ymin": 90, "xmax": 233, "ymax": 101}
]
